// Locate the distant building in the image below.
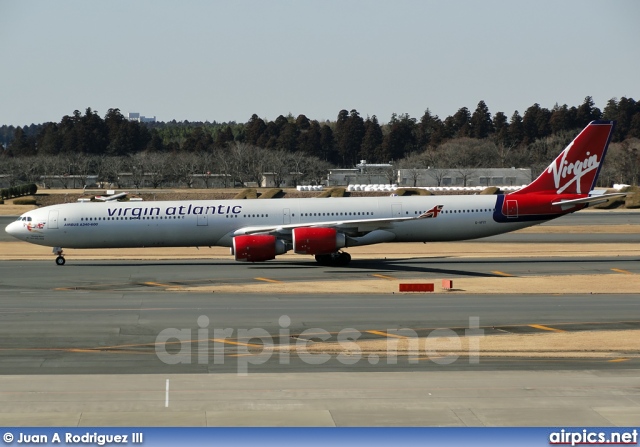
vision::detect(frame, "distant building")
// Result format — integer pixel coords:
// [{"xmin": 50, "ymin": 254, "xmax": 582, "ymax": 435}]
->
[
  {"xmin": 356, "ymin": 160, "xmax": 393, "ymax": 171},
  {"xmin": 397, "ymin": 167, "xmax": 531, "ymax": 188},
  {"xmin": 328, "ymin": 165, "xmax": 531, "ymax": 188},
  {"xmin": 325, "ymin": 160, "xmax": 396, "ymax": 186},
  {"xmin": 127, "ymin": 112, "xmax": 156, "ymax": 123}
]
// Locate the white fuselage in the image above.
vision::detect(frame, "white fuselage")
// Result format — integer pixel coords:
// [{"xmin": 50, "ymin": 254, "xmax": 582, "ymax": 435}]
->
[{"xmin": 5, "ymin": 195, "xmax": 544, "ymax": 250}]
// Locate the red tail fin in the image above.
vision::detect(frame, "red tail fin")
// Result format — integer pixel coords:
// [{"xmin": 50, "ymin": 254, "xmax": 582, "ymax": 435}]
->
[{"xmin": 511, "ymin": 120, "xmax": 615, "ymax": 196}]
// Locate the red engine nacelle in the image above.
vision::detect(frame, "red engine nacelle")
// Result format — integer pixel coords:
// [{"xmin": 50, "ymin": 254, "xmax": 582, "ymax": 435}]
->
[
  {"xmin": 292, "ymin": 227, "xmax": 346, "ymax": 255},
  {"xmin": 232, "ymin": 235, "xmax": 286, "ymax": 262}
]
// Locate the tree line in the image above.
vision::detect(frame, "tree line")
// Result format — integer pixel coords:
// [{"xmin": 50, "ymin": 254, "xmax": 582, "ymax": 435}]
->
[{"xmin": 0, "ymin": 97, "xmax": 639, "ymax": 187}]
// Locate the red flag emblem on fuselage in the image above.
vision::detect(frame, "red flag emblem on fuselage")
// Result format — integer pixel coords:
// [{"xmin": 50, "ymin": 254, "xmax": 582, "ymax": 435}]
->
[{"xmin": 419, "ymin": 205, "xmax": 443, "ymax": 219}]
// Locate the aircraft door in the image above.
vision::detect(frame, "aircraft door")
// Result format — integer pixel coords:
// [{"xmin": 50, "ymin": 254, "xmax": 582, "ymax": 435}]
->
[
  {"xmin": 391, "ymin": 204, "xmax": 402, "ymax": 218},
  {"xmin": 197, "ymin": 214, "xmax": 208, "ymax": 226},
  {"xmin": 283, "ymin": 208, "xmax": 291, "ymax": 224},
  {"xmin": 506, "ymin": 200, "xmax": 518, "ymax": 218},
  {"xmin": 48, "ymin": 210, "xmax": 59, "ymax": 229}
]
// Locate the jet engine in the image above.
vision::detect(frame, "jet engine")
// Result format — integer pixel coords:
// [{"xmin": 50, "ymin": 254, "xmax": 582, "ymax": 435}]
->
[
  {"xmin": 232, "ymin": 235, "xmax": 286, "ymax": 262},
  {"xmin": 292, "ymin": 227, "xmax": 346, "ymax": 255}
]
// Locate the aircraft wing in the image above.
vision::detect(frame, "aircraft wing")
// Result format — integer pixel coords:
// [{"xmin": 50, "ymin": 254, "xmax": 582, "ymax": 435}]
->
[{"xmin": 232, "ymin": 208, "xmax": 440, "ymax": 238}]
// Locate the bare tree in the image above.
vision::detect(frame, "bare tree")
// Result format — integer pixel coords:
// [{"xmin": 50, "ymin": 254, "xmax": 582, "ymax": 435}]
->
[
  {"xmin": 422, "ymin": 148, "xmax": 449, "ymax": 186},
  {"xmin": 288, "ymin": 151, "xmax": 309, "ymax": 187},
  {"xmin": 382, "ymin": 163, "xmax": 397, "ymax": 185},
  {"xmin": 73, "ymin": 153, "xmax": 94, "ymax": 189},
  {"xmin": 495, "ymin": 143, "xmax": 516, "ymax": 168},
  {"xmin": 0, "ymin": 158, "xmax": 23, "ymax": 187},
  {"xmin": 244, "ymin": 147, "xmax": 269, "ymax": 186},
  {"xmin": 224, "ymin": 142, "xmax": 269, "ymax": 186},
  {"xmin": 304, "ymin": 157, "xmax": 332, "ymax": 185},
  {"xmin": 524, "ymin": 130, "xmax": 575, "ymax": 180},
  {"xmin": 608, "ymin": 139, "xmax": 640, "ymax": 186},
  {"xmin": 143, "ymin": 152, "xmax": 170, "ymax": 188},
  {"xmin": 127, "ymin": 153, "xmax": 146, "ymax": 189},
  {"xmin": 169, "ymin": 152, "xmax": 200, "ymax": 188},
  {"xmin": 398, "ymin": 152, "xmax": 430, "ymax": 186},
  {"xmin": 215, "ymin": 150, "xmax": 232, "ymax": 188},
  {"xmin": 264, "ymin": 148, "xmax": 291, "ymax": 188},
  {"xmin": 12, "ymin": 157, "xmax": 41, "ymax": 185},
  {"xmin": 227, "ymin": 142, "xmax": 252, "ymax": 186},
  {"xmin": 101, "ymin": 156, "xmax": 126, "ymax": 188},
  {"xmin": 56, "ymin": 153, "xmax": 78, "ymax": 189},
  {"xmin": 38, "ymin": 155, "xmax": 58, "ymax": 188},
  {"xmin": 197, "ymin": 151, "xmax": 216, "ymax": 188}
]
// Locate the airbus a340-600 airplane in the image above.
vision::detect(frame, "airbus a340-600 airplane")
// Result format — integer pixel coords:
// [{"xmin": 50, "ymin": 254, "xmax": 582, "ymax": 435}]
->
[{"xmin": 5, "ymin": 120, "xmax": 623, "ymax": 267}]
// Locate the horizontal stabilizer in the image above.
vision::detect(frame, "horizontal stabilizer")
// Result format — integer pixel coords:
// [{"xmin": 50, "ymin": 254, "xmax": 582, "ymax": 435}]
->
[{"xmin": 551, "ymin": 193, "xmax": 626, "ymax": 207}]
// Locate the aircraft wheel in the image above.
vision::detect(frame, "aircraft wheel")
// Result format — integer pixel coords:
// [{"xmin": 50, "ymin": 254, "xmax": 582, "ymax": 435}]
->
[
  {"xmin": 336, "ymin": 252, "xmax": 351, "ymax": 266},
  {"xmin": 315, "ymin": 254, "xmax": 331, "ymax": 266},
  {"xmin": 315, "ymin": 252, "xmax": 351, "ymax": 267},
  {"xmin": 55, "ymin": 256, "xmax": 66, "ymax": 266}
]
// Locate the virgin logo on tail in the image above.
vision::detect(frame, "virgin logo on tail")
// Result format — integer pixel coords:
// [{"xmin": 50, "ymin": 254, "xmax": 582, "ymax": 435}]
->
[
  {"xmin": 548, "ymin": 144, "xmax": 599, "ymax": 194},
  {"xmin": 511, "ymin": 121, "xmax": 615, "ymax": 197}
]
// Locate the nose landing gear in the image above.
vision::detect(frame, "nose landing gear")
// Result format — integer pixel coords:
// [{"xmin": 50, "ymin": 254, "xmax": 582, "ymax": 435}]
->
[{"xmin": 53, "ymin": 247, "xmax": 65, "ymax": 266}]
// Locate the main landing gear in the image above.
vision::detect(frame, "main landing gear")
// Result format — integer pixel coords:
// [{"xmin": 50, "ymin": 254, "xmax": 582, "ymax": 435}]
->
[
  {"xmin": 315, "ymin": 251, "xmax": 352, "ymax": 267},
  {"xmin": 53, "ymin": 247, "xmax": 65, "ymax": 266}
]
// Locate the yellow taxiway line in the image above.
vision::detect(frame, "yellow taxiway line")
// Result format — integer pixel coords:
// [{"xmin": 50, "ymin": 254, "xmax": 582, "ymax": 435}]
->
[
  {"xmin": 254, "ymin": 277, "xmax": 283, "ymax": 283},
  {"xmin": 528, "ymin": 324, "xmax": 566, "ymax": 333}
]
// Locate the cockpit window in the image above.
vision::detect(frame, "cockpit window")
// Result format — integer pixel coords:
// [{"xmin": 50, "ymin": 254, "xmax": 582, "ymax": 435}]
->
[{"xmin": 17, "ymin": 217, "xmax": 33, "ymax": 222}]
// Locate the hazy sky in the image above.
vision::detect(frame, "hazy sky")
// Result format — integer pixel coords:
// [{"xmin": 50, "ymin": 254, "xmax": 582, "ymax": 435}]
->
[{"xmin": 1, "ymin": 0, "xmax": 638, "ymax": 126}]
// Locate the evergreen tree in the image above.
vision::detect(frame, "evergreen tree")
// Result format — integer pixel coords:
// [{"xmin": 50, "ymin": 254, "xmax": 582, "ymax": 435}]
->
[
  {"xmin": 298, "ymin": 120, "xmax": 323, "ymax": 158},
  {"xmin": 379, "ymin": 113, "xmax": 416, "ymax": 162},
  {"xmin": 59, "ymin": 112, "xmax": 80, "ymax": 154},
  {"xmin": 336, "ymin": 109, "xmax": 364, "ymax": 166},
  {"xmin": 630, "ymin": 113, "xmax": 640, "ymax": 139},
  {"xmin": 214, "ymin": 126, "xmax": 234, "ymax": 149},
  {"xmin": 319, "ymin": 124, "xmax": 337, "ymax": 164},
  {"xmin": 334, "ymin": 109, "xmax": 349, "ymax": 158},
  {"xmin": 522, "ymin": 103, "xmax": 551, "ymax": 144},
  {"xmin": 245, "ymin": 114, "xmax": 266, "ymax": 146},
  {"xmin": 360, "ymin": 115, "xmax": 383, "ymax": 162},
  {"xmin": 449, "ymin": 107, "xmax": 471, "ymax": 138},
  {"xmin": 508, "ymin": 111, "xmax": 524, "ymax": 146},
  {"xmin": 7, "ymin": 126, "xmax": 36, "ymax": 156},
  {"xmin": 602, "ymin": 98, "xmax": 619, "ymax": 121},
  {"xmin": 549, "ymin": 104, "xmax": 576, "ymax": 133},
  {"xmin": 614, "ymin": 97, "xmax": 638, "ymax": 141},
  {"xmin": 470, "ymin": 100, "xmax": 493, "ymax": 139},
  {"xmin": 37, "ymin": 123, "xmax": 63, "ymax": 155},
  {"xmin": 277, "ymin": 121, "xmax": 300, "ymax": 152},
  {"xmin": 295, "ymin": 114, "xmax": 310, "ymax": 130},
  {"xmin": 257, "ymin": 121, "xmax": 280, "ymax": 148},
  {"xmin": 183, "ymin": 127, "xmax": 212, "ymax": 152},
  {"xmin": 575, "ymin": 96, "xmax": 601, "ymax": 126},
  {"xmin": 492, "ymin": 111, "xmax": 509, "ymax": 146},
  {"xmin": 104, "ymin": 108, "xmax": 127, "ymax": 146},
  {"xmin": 79, "ymin": 107, "xmax": 108, "ymax": 155},
  {"xmin": 416, "ymin": 109, "xmax": 444, "ymax": 148}
]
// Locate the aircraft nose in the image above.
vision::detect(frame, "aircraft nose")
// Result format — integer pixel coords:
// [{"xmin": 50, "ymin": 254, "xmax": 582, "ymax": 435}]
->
[{"xmin": 5, "ymin": 221, "xmax": 23, "ymax": 240}]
